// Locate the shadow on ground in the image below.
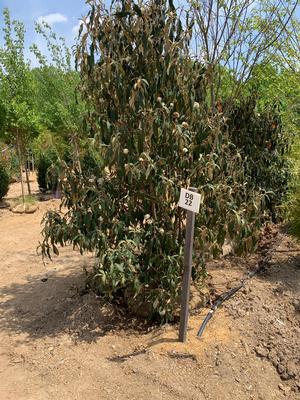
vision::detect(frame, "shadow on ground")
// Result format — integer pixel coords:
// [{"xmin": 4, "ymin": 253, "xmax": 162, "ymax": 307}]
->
[
  {"xmin": 0, "ymin": 267, "xmax": 149, "ymax": 344},
  {"xmin": 258, "ymin": 253, "xmax": 300, "ymax": 293}
]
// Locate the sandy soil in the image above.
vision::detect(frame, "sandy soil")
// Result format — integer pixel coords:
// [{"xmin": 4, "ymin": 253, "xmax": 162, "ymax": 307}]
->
[{"xmin": 0, "ymin": 177, "xmax": 299, "ymax": 400}]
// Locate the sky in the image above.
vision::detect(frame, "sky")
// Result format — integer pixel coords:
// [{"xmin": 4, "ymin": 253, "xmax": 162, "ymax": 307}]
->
[
  {"xmin": 0, "ymin": 0, "xmax": 92, "ymax": 67},
  {"xmin": 1, "ymin": 1, "xmax": 299, "ymax": 68}
]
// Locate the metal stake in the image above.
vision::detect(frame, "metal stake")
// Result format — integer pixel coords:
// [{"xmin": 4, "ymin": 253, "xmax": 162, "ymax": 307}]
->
[{"xmin": 179, "ymin": 187, "xmax": 197, "ymax": 343}]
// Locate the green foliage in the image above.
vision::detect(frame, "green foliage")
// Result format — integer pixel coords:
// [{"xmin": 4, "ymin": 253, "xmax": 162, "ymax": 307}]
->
[
  {"xmin": 30, "ymin": 66, "xmax": 81, "ymax": 136},
  {"xmin": 221, "ymin": 59, "xmax": 298, "ymax": 228},
  {"xmin": 0, "ymin": 8, "xmax": 41, "ymax": 201},
  {"xmin": 286, "ymin": 187, "xmax": 300, "ymax": 239},
  {"xmin": 14, "ymin": 194, "xmax": 37, "ymax": 206},
  {"xmin": 40, "ymin": 0, "xmax": 292, "ymax": 321},
  {"xmin": 244, "ymin": 64, "xmax": 300, "ymax": 234},
  {"xmin": 227, "ymin": 98, "xmax": 291, "ymax": 221},
  {"xmin": 32, "ymin": 131, "xmax": 70, "ymax": 193},
  {"xmin": 32, "ymin": 130, "xmax": 68, "ymax": 158},
  {"xmin": 30, "ymin": 22, "xmax": 83, "ymax": 138},
  {"xmin": 36, "ymin": 148, "xmax": 59, "ymax": 192},
  {"xmin": 81, "ymin": 141, "xmax": 102, "ymax": 177},
  {"xmin": 0, "ymin": 162, "xmax": 9, "ymax": 200},
  {"xmin": 284, "ymin": 135, "xmax": 300, "ymax": 239},
  {"xmin": 0, "ymin": 142, "xmax": 17, "ymax": 179},
  {"xmin": 0, "ymin": 8, "xmax": 40, "ymax": 143}
]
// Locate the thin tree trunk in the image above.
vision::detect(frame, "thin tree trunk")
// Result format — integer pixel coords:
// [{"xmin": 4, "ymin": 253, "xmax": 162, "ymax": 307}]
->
[
  {"xmin": 55, "ymin": 182, "xmax": 61, "ymax": 199},
  {"xmin": 16, "ymin": 129, "xmax": 25, "ymax": 206},
  {"xmin": 25, "ymin": 165, "xmax": 31, "ymax": 195},
  {"xmin": 72, "ymin": 134, "xmax": 82, "ymax": 173},
  {"xmin": 209, "ymin": 67, "xmax": 216, "ymax": 114}
]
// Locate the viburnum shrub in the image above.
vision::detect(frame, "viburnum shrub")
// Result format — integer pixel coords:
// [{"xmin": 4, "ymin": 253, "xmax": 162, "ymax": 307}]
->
[{"xmin": 40, "ymin": 0, "xmax": 289, "ymax": 321}]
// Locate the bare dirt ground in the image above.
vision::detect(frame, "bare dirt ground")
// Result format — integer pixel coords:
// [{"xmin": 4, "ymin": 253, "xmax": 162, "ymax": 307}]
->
[{"xmin": 0, "ymin": 177, "xmax": 299, "ymax": 400}]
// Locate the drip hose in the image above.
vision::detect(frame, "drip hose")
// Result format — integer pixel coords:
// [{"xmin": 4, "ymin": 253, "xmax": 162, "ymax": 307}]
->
[
  {"xmin": 197, "ymin": 282, "xmax": 244, "ymax": 337},
  {"xmin": 197, "ymin": 252, "xmax": 272, "ymax": 338}
]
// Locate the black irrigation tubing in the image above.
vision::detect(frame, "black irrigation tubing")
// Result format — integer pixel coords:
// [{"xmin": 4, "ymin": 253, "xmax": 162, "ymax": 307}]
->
[
  {"xmin": 197, "ymin": 282, "xmax": 245, "ymax": 338},
  {"xmin": 197, "ymin": 254, "xmax": 272, "ymax": 338}
]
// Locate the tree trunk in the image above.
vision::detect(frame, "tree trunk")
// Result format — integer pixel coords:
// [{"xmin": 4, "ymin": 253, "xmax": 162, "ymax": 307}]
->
[
  {"xmin": 25, "ymin": 165, "xmax": 31, "ymax": 195},
  {"xmin": 72, "ymin": 133, "xmax": 82, "ymax": 173},
  {"xmin": 55, "ymin": 182, "xmax": 61, "ymax": 199},
  {"xmin": 209, "ymin": 66, "xmax": 216, "ymax": 114},
  {"xmin": 16, "ymin": 130, "xmax": 25, "ymax": 205}
]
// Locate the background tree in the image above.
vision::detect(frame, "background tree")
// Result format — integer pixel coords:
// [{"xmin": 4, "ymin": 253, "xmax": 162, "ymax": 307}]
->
[
  {"xmin": 30, "ymin": 22, "xmax": 84, "ymax": 173},
  {"xmin": 0, "ymin": 8, "xmax": 39, "ymax": 201},
  {"xmin": 189, "ymin": 0, "xmax": 298, "ymax": 111}
]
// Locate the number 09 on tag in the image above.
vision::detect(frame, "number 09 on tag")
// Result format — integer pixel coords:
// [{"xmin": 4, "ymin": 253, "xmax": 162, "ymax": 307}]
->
[{"xmin": 178, "ymin": 188, "xmax": 202, "ymax": 213}]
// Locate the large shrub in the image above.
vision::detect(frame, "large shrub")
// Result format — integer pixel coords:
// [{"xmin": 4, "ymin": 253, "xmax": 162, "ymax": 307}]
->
[
  {"xmin": 227, "ymin": 99, "xmax": 290, "ymax": 221},
  {"xmin": 284, "ymin": 136, "xmax": 300, "ymax": 239},
  {"xmin": 33, "ymin": 131, "xmax": 70, "ymax": 192},
  {"xmin": 0, "ymin": 162, "xmax": 9, "ymax": 200},
  {"xmin": 40, "ymin": 0, "xmax": 290, "ymax": 321},
  {"xmin": 36, "ymin": 148, "xmax": 59, "ymax": 192}
]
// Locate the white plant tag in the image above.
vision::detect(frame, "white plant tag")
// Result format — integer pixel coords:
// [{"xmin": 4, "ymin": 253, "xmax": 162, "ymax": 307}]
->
[{"xmin": 178, "ymin": 188, "xmax": 202, "ymax": 213}]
